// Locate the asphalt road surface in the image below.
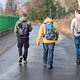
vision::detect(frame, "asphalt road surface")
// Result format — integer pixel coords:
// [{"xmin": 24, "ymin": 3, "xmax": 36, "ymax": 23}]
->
[{"xmin": 0, "ymin": 26, "xmax": 80, "ymax": 80}]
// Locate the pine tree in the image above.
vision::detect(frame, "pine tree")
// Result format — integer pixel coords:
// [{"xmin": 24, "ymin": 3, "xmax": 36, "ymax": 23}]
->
[{"xmin": 28, "ymin": 0, "xmax": 66, "ymax": 20}]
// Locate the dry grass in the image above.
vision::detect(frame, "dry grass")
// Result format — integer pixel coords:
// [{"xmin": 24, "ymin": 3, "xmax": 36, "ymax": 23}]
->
[{"xmin": 59, "ymin": 16, "xmax": 74, "ymax": 40}]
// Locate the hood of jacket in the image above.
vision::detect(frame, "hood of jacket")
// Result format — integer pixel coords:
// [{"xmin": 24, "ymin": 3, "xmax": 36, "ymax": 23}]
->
[
  {"xmin": 44, "ymin": 17, "xmax": 53, "ymax": 23},
  {"xmin": 75, "ymin": 13, "xmax": 80, "ymax": 21},
  {"xmin": 16, "ymin": 17, "xmax": 28, "ymax": 26},
  {"xmin": 19, "ymin": 17, "xmax": 28, "ymax": 23}
]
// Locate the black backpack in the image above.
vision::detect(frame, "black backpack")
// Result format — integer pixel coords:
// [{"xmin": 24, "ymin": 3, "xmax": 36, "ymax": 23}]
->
[{"xmin": 17, "ymin": 21, "xmax": 29, "ymax": 36}]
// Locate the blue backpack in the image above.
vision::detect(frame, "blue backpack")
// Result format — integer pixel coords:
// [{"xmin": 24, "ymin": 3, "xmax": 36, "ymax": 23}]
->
[{"xmin": 44, "ymin": 23, "xmax": 56, "ymax": 40}]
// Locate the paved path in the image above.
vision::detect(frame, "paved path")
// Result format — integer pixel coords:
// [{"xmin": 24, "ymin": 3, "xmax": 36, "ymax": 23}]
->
[
  {"xmin": 0, "ymin": 32, "xmax": 16, "ymax": 56},
  {"xmin": 0, "ymin": 26, "xmax": 80, "ymax": 80}
]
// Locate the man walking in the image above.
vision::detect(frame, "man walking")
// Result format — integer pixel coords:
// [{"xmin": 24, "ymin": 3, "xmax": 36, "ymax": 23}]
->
[
  {"xmin": 36, "ymin": 16, "xmax": 59, "ymax": 69},
  {"xmin": 71, "ymin": 10, "xmax": 80, "ymax": 65},
  {"xmin": 14, "ymin": 13, "xmax": 32, "ymax": 65}
]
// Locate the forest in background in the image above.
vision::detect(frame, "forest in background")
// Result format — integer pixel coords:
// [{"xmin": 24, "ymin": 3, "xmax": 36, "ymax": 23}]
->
[
  {"xmin": 0, "ymin": 0, "xmax": 78, "ymax": 20},
  {"xmin": 0, "ymin": 0, "xmax": 79, "ymax": 39}
]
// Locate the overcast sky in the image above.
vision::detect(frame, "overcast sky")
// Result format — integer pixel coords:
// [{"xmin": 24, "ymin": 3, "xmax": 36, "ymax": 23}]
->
[
  {"xmin": 0, "ymin": 0, "xmax": 7, "ymax": 9},
  {"xmin": 0, "ymin": 0, "xmax": 29, "ymax": 9}
]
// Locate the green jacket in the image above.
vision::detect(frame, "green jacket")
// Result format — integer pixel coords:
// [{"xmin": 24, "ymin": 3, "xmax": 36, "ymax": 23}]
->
[{"xmin": 14, "ymin": 17, "xmax": 32, "ymax": 36}]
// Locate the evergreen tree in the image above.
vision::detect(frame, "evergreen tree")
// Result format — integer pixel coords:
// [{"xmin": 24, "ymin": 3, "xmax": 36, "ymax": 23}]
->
[
  {"xmin": 28, "ymin": 0, "xmax": 66, "ymax": 20},
  {"xmin": 55, "ymin": 1, "xmax": 66, "ymax": 18}
]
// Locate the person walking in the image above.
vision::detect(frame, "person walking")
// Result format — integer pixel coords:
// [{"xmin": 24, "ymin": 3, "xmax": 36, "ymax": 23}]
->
[
  {"xmin": 14, "ymin": 13, "xmax": 32, "ymax": 65},
  {"xmin": 36, "ymin": 16, "xmax": 59, "ymax": 69},
  {"xmin": 71, "ymin": 10, "xmax": 80, "ymax": 65}
]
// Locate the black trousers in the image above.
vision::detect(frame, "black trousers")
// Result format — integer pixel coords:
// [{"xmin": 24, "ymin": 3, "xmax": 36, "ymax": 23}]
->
[{"xmin": 17, "ymin": 37, "xmax": 29, "ymax": 60}]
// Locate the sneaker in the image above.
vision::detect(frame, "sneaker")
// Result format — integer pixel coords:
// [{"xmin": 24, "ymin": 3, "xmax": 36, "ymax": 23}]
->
[
  {"xmin": 19, "ymin": 56, "xmax": 23, "ymax": 65},
  {"xmin": 43, "ymin": 62, "xmax": 47, "ymax": 67},
  {"xmin": 23, "ymin": 60, "xmax": 27, "ymax": 64},
  {"xmin": 19, "ymin": 62, "xmax": 22, "ymax": 65},
  {"xmin": 47, "ymin": 65, "xmax": 53, "ymax": 69}
]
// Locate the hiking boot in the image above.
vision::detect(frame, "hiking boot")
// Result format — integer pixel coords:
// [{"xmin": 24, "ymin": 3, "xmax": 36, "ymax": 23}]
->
[{"xmin": 19, "ymin": 56, "xmax": 23, "ymax": 65}]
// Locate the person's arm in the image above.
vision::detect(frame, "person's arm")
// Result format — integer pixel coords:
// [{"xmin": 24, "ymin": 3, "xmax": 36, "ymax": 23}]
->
[
  {"xmin": 28, "ymin": 24, "xmax": 33, "ymax": 32},
  {"xmin": 71, "ymin": 19, "xmax": 75, "ymax": 35},
  {"xmin": 27, "ymin": 20, "xmax": 33, "ymax": 32},
  {"xmin": 36, "ymin": 24, "xmax": 44, "ymax": 45},
  {"xmin": 14, "ymin": 21, "xmax": 19, "ymax": 36},
  {"xmin": 54, "ymin": 23, "xmax": 59, "ymax": 40}
]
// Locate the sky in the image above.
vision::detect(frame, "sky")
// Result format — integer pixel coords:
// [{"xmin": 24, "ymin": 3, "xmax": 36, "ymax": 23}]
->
[
  {"xmin": 0, "ymin": 0, "xmax": 29, "ymax": 9},
  {"xmin": 0, "ymin": 0, "xmax": 7, "ymax": 9}
]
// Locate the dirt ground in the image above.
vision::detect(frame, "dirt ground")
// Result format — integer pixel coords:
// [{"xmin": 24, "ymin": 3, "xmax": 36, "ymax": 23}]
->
[{"xmin": 0, "ymin": 32, "xmax": 17, "ymax": 56}]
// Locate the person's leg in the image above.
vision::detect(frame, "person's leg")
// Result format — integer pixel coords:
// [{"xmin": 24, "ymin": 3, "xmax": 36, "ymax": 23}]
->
[
  {"xmin": 47, "ymin": 43, "xmax": 55, "ymax": 69},
  {"xmin": 23, "ymin": 47, "xmax": 28, "ymax": 64},
  {"xmin": 78, "ymin": 36, "xmax": 80, "ymax": 60},
  {"xmin": 17, "ymin": 38, "xmax": 23, "ymax": 64},
  {"xmin": 43, "ymin": 43, "xmax": 48, "ymax": 64},
  {"xmin": 23, "ymin": 40, "xmax": 29, "ymax": 63},
  {"xmin": 74, "ymin": 36, "xmax": 80, "ymax": 64},
  {"xmin": 23, "ymin": 46, "xmax": 28, "ymax": 61}
]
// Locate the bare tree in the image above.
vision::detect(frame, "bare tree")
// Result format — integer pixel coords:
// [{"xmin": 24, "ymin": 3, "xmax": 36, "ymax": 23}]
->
[
  {"xmin": 15, "ymin": 0, "xmax": 29, "ymax": 7},
  {"xmin": 0, "ymin": 3, "xmax": 3, "ymax": 15},
  {"xmin": 5, "ymin": 0, "xmax": 17, "ymax": 15},
  {"xmin": 58, "ymin": 0, "xmax": 78, "ymax": 11}
]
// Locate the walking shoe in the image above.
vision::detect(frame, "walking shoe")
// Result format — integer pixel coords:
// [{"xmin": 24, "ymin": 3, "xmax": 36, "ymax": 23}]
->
[
  {"xmin": 19, "ymin": 56, "xmax": 23, "ymax": 65},
  {"xmin": 47, "ymin": 65, "xmax": 53, "ymax": 69},
  {"xmin": 76, "ymin": 59, "xmax": 80, "ymax": 65},
  {"xmin": 43, "ymin": 62, "xmax": 47, "ymax": 67},
  {"xmin": 23, "ymin": 60, "xmax": 27, "ymax": 64}
]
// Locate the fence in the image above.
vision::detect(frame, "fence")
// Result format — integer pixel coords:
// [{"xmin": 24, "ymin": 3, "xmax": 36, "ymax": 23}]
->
[{"xmin": 0, "ymin": 16, "xmax": 19, "ymax": 31}]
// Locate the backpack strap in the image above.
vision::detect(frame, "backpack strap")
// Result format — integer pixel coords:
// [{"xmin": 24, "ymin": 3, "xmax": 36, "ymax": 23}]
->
[
  {"xmin": 44, "ymin": 23, "xmax": 46, "ymax": 34},
  {"xmin": 44, "ymin": 23, "xmax": 54, "ymax": 34}
]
